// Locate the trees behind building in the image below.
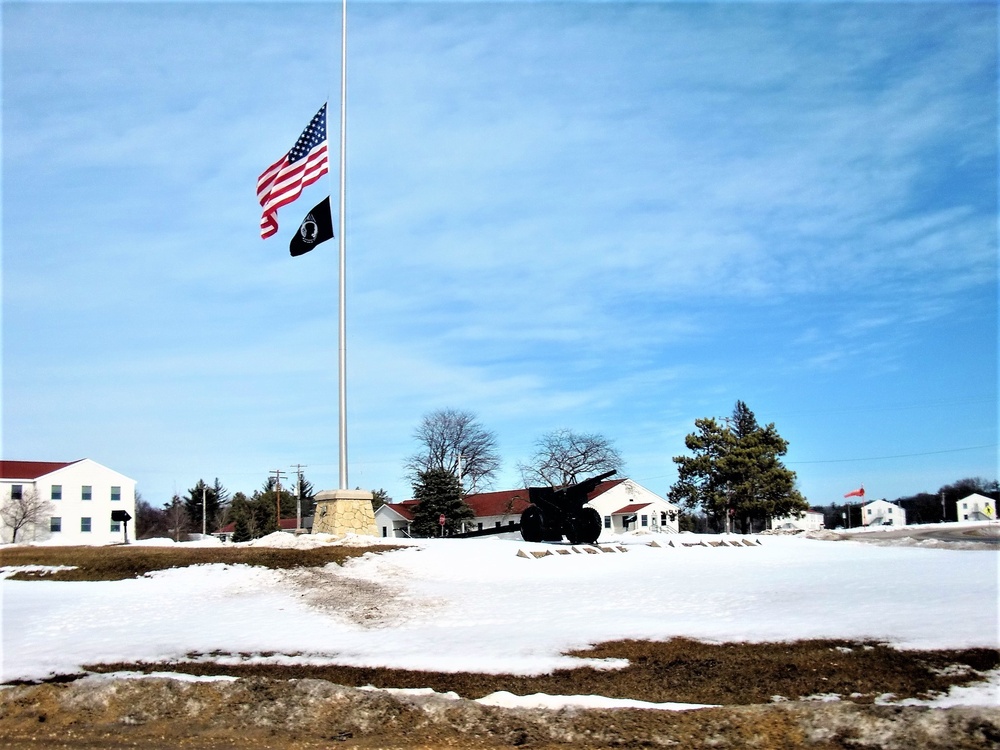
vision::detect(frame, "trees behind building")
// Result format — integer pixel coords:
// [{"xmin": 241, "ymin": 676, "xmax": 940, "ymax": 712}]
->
[
  {"xmin": 229, "ymin": 491, "xmax": 277, "ymax": 542},
  {"xmin": 184, "ymin": 478, "xmax": 230, "ymax": 534},
  {"xmin": 410, "ymin": 468, "xmax": 474, "ymax": 537},
  {"xmin": 405, "ymin": 408, "xmax": 501, "ymax": 493},
  {"xmin": 517, "ymin": 428, "xmax": 623, "ymax": 487},
  {"xmin": 814, "ymin": 477, "xmax": 1000, "ymax": 527}
]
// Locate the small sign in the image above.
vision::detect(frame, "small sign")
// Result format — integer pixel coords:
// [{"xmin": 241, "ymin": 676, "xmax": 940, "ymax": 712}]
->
[{"xmin": 439, "ymin": 514, "xmax": 446, "ymax": 526}]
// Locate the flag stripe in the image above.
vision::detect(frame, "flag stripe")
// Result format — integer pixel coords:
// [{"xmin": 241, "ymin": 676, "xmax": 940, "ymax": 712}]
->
[
  {"xmin": 259, "ymin": 147, "xmax": 329, "ymax": 214},
  {"xmin": 257, "ymin": 104, "xmax": 328, "ymax": 239}
]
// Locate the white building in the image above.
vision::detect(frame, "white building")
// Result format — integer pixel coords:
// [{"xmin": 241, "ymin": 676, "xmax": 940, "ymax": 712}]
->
[
  {"xmin": 771, "ymin": 509, "xmax": 825, "ymax": 532},
  {"xmin": 375, "ymin": 478, "xmax": 680, "ymax": 541},
  {"xmin": 375, "ymin": 488, "xmax": 528, "ymax": 540},
  {"xmin": 0, "ymin": 459, "xmax": 137, "ymax": 545},
  {"xmin": 956, "ymin": 493, "xmax": 996, "ymax": 522},
  {"xmin": 861, "ymin": 498, "xmax": 906, "ymax": 527},
  {"xmin": 584, "ymin": 478, "xmax": 681, "ymax": 537}
]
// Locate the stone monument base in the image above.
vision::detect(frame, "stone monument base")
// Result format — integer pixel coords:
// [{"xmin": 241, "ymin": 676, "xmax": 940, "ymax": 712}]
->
[{"xmin": 312, "ymin": 489, "xmax": 377, "ymax": 537}]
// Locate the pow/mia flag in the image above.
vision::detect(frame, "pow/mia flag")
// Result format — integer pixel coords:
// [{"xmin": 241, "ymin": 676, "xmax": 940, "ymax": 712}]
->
[{"xmin": 289, "ymin": 197, "xmax": 334, "ymax": 257}]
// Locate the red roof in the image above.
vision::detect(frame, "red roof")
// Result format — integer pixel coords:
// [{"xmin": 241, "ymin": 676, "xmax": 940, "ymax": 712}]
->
[
  {"xmin": 613, "ymin": 502, "xmax": 651, "ymax": 515},
  {"xmin": 0, "ymin": 460, "xmax": 79, "ymax": 480},
  {"xmin": 390, "ymin": 479, "xmax": 626, "ymax": 520},
  {"xmin": 382, "ymin": 502, "xmax": 417, "ymax": 521},
  {"xmin": 463, "ymin": 489, "xmax": 531, "ymax": 517},
  {"xmin": 586, "ymin": 479, "xmax": 626, "ymax": 500},
  {"xmin": 218, "ymin": 517, "xmax": 306, "ymax": 534}
]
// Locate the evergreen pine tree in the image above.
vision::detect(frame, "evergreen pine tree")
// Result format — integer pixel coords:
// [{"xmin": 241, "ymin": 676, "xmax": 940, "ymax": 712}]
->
[
  {"xmin": 232, "ymin": 512, "xmax": 252, "ymax": 543},
  {"xmin": 670, "ymin": 401, "xmax": 807, "ymax": 532},
  {"xmin": 410, "ymin": 468, "xmax": 474, "ymax": 537}
]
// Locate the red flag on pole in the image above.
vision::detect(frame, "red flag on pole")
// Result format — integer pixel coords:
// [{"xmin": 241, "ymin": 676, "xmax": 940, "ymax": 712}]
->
[
  {"xmin": 844, "ymin": 485, "xmax": 865, "ymax": 499},
  {"xmin": 257, "ymin": 104, "xmax": 329, "ymax": 239}
]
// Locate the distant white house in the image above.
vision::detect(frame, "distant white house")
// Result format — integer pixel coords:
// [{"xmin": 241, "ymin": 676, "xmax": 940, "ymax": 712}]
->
[
  {"xmin": 0, "ymin": 459, "xmax": 137, "ymax": 545},
  {"xmin": 375, "ymin": 478, "xmax": 680, "ymax": 541},
  {"xmin": 861, "ymin": 498, "xmax": 906, "ymax": 527},
  {"xmin": 771, "ymin": 509, "xmax": 825, "ymax": 532},
  {"xmin": 956, "ymin": 493, "xmax": 996, "ymax": 522}
]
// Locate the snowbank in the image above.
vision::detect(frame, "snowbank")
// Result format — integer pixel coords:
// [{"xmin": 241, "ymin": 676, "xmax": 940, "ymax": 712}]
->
[{"xmin": 2, "ymin": 534, "xmax": 996, "ymax": 686}]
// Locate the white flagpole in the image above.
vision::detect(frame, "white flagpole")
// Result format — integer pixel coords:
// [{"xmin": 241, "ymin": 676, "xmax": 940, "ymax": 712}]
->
[{"xmin": 338, "ymin": 0, "xmax": 349, "ymax": 489}]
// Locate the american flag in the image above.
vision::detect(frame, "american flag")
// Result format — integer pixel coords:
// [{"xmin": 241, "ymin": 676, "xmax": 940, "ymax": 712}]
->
[{"xmin": 257, "ymin": 104, "xmax": 329, "ymax": 239}]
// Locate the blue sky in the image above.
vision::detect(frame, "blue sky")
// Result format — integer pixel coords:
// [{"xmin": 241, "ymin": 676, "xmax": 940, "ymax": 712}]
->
[{"xmin": 2, "ymin": 1, "xmax": 996, "ymax": 508}]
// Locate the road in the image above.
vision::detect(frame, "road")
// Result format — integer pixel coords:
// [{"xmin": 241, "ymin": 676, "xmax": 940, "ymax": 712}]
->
[{"xmin": 835, "ymin": 522, "xmax": 1000, "ymax": 547}]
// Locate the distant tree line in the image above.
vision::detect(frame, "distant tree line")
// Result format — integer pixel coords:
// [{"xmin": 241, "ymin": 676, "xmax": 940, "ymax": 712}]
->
[
  {"xmin": 813, "ymin": 477, "xmax": 999, "ymax": 529},
  {"xmin": 134, "ymin": 472, "xmax": 387, "ymax": 542},
  {"xmin": 132, "ymin": 404, "xmax": 995, "ymax": 542}
]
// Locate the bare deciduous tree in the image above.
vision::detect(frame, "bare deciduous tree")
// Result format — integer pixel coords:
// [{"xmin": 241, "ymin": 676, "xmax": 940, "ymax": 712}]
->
[
  {"xmin": 164, "ymin": 495, "xmax": 190, "ymax": 542},
  {"xmin": 405, "ymin": 408, "xmax": 501, "ymax": 493},
  {"xmin": 517, "ymin": 429, "xmax": 623, "ymax": 487},
  {"xmin": 1, "ymin": 489, "xmax": 54, "ymax": 543}
]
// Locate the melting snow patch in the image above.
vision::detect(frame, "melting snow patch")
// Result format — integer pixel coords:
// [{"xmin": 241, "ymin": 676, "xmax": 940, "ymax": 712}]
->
[{"xmin": 477, "ymin": 691, "xmax": 718, "ymax": 712}]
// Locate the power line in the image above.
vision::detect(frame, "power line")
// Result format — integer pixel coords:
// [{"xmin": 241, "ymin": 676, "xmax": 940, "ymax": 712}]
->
[{"xmin": 787, "ymin": 444, "xmax": 998, "ymax": 465}]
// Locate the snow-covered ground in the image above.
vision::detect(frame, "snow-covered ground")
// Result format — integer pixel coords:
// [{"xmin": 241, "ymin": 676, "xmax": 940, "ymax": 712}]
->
[{"xmin": 2, "ymin": 531, "xmax": 997, "ymax": 709}]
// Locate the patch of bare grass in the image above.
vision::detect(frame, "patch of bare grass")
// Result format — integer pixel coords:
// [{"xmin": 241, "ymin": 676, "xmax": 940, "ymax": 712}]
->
[
  {"xmin": 84, "ymin": 638, "xmax": 999, "ymax": 706},
  {"xmin": 0, "ymin": 544, "xmax": 398, "ymax": 582}
]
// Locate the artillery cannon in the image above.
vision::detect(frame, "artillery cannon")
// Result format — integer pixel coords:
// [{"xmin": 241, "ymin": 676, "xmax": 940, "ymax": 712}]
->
[{"xmin": 519, "ymin": 470, "xmax": 616, "ymax": 545}]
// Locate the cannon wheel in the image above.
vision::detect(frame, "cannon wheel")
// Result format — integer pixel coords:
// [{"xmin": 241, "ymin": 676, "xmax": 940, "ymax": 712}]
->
[
  {"xmin": 568, "ymin": 507, "xmax": 603, "ymax": 545},
  {"xmin": 520, "ymin": 505, "xmax": 546, "ymax": 543}
]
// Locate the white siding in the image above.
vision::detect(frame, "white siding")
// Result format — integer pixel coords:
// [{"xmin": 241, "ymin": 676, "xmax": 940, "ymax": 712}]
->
[
  {"xmin": 861, "ymin": 499, "xmax": 906, "ymax": 527},
  {"xmin": 1, "ymin": 459, "xmax": 136, "ymax": 545},
  {"xmin": 772, "ymin": 511, "xmax": 824, "ymax": 531},
  {"xmin": 585, "ymin": 480, "xmax": 680, "ymax": 540},
  {"xmin": 957, "ymin": 493, "xmax": 996, "ymax": 522}
]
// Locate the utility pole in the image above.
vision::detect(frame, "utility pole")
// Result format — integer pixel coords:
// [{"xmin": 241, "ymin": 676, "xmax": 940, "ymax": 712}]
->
[
  {"xmin": 291, "ymin": 464, "xmax": 307, "ymax": 532},
  {"xmin": 271, "ymin": 469, "xmax": 287, "ymax": 529},
  {"xmin": 202, "ymin": 485, "xmax": 207, "ymax": 537}
]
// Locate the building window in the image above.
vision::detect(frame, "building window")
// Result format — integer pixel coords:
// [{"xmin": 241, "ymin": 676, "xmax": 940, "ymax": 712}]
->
[
  {"xmin": 51, "ymin": 485, "xmax": 62, "ymax": 501},
  {"xmin": 50, "ymin": 517, "xmax": 62, "ymax": 533},
  {"xmin": 477, "ymin": 522, "xmax": 483, "ymax": 531},
  {"xmin": 81, "ymin": 517, "xmax": 92, "ymax": 533},
  {"xmin": 111, "ymin": 520, "xmax": 121, "ymax": 533},
  {"xmin": 604, "ymin": 515, "xmax": 611, "ymax": 529},
  {"xmin": 111, "ymin": 486, "xmax": 121, "ymax": 502},
  {"xmin": 82, "ymin": 486, "xmax": 92, "ymax": 501},
  {"xmin": 495, "ymin": 521, "xmax": 501, "ymax": 528},
  {"xmin": 641, "ymin": 515, "xmax": 648, "ymax": 527},
  {"xmin": 382, "ymin": 526, "xmax": 387, "ymax": 537},
  {"xmin": 11, "ymin": 485, "xmax": 22, "ymax": 500}
]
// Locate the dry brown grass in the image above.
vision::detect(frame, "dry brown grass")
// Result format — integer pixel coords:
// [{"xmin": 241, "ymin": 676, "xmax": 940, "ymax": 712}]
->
[
  {"xmin": 85, "ymin": 638, "xmax": 998, "ymax": 706},
  {"xmin": 0, "ymin": 544, "xmax": 397, "ymax": 581},
  {"xmin": 3, "ymin": 544, "xmax": 999, "ymax": 748},
  {"xmin": 3, "ymin": 672, "xmax": 1000, "ymax": 750}
]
